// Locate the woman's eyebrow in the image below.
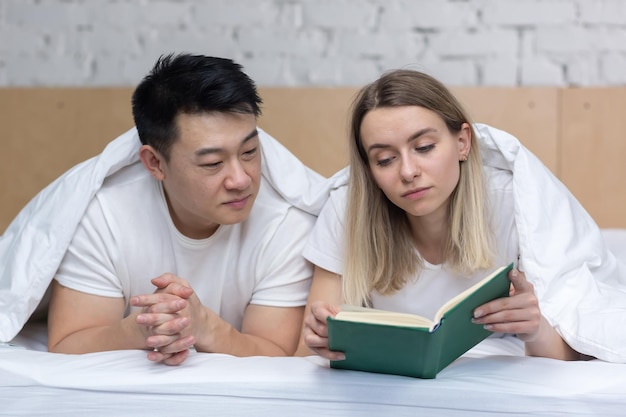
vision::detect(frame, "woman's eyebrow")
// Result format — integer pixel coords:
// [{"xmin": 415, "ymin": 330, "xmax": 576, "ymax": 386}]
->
[{"xmin": 366, "ymin": 127, "xmax": 437, "ymax": 153}]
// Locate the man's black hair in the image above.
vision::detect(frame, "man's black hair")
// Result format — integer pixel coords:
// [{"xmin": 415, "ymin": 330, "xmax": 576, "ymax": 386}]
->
[{"xmin": 132, "ymin": 53, "xmax": 262, "ymax": 160}]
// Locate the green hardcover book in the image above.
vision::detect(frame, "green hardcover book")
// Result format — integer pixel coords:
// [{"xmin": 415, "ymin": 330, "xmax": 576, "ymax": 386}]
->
[{"xmin": 327, "ymin": 262, "xmax": 514, "ymax": 379}]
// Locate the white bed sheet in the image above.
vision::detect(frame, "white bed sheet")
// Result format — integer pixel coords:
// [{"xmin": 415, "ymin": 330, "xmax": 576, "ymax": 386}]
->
[
  {"xmin": 3, "ymin": 324, "xmax": 626, "ymax": 416},
  {"xmin": 2, "ymin": 228, "xmax": 626, "ymax": 417}
]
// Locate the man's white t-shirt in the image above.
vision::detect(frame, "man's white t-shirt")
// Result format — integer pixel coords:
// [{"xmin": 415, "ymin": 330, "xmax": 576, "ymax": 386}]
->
[
  {"xmin": 55, "ymin": 161, "xmax": 315, "ymax": 331},
  {"xmin": 303, "ymin": 165, "xmax": 519, "ymax": 320}
]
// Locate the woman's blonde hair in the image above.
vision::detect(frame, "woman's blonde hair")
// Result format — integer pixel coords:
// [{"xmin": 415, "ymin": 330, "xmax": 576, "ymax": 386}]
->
[{"xmin": 343, "ymin": 69, "xmax": 494, "ymax": 306}]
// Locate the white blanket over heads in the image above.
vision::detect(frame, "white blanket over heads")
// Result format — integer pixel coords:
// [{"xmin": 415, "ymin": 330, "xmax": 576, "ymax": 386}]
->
[
  {"xmin": 476, "ymin": 124, "xmax": 626, "ymax": 363},
  {"xmin": 1, "ymin": 124, "xmax": 625, "ymax": 363},
  {"xmin": 0, "ymin": 128, "xmax": 341, "ymax": 342}
]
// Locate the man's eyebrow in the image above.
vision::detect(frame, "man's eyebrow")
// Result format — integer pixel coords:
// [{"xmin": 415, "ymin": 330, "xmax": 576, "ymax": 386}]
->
[
  {"xmin": 366, "ymin": 127, "xmax": 437, "ymax": 153},
  {"xmin": 194, "ymin": 128, "xmax": 259, "ymax": 157}
]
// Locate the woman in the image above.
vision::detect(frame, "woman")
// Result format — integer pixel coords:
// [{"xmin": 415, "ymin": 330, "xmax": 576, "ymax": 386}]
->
[{"xmin": 296, "ymin": 69, "xmax": 586, "ymax": 361}]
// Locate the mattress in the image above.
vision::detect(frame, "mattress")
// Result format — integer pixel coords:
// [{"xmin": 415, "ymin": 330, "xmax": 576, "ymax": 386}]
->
[
  {"xmin": 2, "ymin": 324, "xmax": 625, "ymax": 416},
  {"xmin": 2, "ymin": 229, "xmax": 626, "ymax": 416}
]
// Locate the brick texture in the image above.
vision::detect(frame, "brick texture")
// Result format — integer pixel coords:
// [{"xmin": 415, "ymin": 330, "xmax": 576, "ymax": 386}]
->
[{"xmin": 1, "ymin": 0, "xmax": 625, "ymax": 86}]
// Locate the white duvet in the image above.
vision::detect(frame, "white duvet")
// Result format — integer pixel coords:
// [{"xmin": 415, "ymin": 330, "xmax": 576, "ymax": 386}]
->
[{"xmin": 1, "ymin": 124, "xmax": 625, "ymax": 363}]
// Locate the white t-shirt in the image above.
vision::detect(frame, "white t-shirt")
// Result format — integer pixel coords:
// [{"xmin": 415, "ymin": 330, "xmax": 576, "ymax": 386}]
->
[
  {"xmin": 303, "ymin": 165, "xmax": 519, "ymax": 320},
  {"xmin": 55, "ymin": 161, "xmax": 316, "ymax": 331}
]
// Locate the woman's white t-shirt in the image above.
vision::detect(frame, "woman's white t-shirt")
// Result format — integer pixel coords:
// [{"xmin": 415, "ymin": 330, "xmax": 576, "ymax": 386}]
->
[{"xmin": 303, "ymin": 165, "xmax": 519, "ymax": 320}]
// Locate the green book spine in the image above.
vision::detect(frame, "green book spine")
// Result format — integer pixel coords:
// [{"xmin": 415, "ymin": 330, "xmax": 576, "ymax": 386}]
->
[{"xmin": 327, "ymin": 262, "xmax": 514, "ymax": 379}]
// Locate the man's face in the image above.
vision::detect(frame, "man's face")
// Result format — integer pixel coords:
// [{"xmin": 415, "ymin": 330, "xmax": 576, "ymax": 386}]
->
[{"xmin": 155, "ymin": 111, "xmax": 261, "ymax": 239}]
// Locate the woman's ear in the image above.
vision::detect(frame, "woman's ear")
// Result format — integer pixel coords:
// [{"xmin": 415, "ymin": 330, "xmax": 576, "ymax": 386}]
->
[
  {"xmin": 139, "ymin": 145, "xmax": 166, "ymax": 181},
  {"xmin": 457, "ymin": 122, "xmax": 472, "ymax": 158}
]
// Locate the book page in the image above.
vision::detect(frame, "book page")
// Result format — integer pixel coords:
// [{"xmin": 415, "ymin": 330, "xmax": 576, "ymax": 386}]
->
[
  {"xmin": 433, "ymin": 265, "xmax": 508, "ymax": 323},
  {"xmin": 334, "ymin": 305, "xmax": 434, "ymax": 328},
  {"xmin": 333, "ymin": 264, "xmax": 510, "ymax": 330}
]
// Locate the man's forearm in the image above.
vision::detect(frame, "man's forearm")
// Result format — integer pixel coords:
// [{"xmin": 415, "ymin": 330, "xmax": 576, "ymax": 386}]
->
[
  {"xmin": 193, "ymin": 306, "xmax": 300, "ymax": 357},
  {"xmin": 48, "ymin": 313, "xmax": 146, "ymax": 354},
  {"xmin": 195, "ymin": 323, "xmax": 292, "ymax": 357}
]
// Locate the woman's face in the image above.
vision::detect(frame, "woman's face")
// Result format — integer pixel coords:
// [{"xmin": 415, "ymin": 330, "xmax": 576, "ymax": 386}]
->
[{"xmin": 360, "ymin": 105, "xmax": 471, "ymax": 225}]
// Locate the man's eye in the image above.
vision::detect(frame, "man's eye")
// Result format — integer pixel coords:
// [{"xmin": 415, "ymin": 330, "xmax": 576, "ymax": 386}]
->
[
  {"xmin": 202, "ymin": 161, "xmax": 222, "ymax": 168},
  {"xmin": 243, "ymin": 147, "xmax": 258, "ymax": 157}
]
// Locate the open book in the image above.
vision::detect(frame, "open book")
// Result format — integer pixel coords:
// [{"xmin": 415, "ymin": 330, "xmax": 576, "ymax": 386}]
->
[{"xmin": 327, "ymin": 262, "xmax": 514, "ymax": 379}]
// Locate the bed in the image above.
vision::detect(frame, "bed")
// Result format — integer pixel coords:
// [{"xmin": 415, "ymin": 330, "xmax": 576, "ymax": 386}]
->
[
  {"xmin": 3, "ymin": 298, "xmax": 626, "ymax": 417},
  {"xmin": 1, "ymin": 87, "xmax": 626, "ymax": 416}
]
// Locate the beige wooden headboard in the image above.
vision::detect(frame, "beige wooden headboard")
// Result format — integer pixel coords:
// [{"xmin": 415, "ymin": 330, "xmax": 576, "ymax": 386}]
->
[{"xmin": 1, "ymin": 87, "xmax": 625, "ymax": 232}]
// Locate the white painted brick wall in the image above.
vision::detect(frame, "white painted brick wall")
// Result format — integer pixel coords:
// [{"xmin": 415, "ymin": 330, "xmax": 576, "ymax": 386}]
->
[
  {"xmin": 482, "ymin": 0, "xmax": 577, "ymax": 26},
  {"xmin": 1, "ymin": 0, "xmax": 626, "ymax": 86}
]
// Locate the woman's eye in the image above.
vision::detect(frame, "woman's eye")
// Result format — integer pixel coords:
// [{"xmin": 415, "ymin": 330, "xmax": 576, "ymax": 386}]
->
[
  {"xmin": 416, "ymin": 144, "xmax": 435, "ymax": 153},
  {"xmin": 376, "ymin": 157, "xmax": 393, "ymax": 167}
]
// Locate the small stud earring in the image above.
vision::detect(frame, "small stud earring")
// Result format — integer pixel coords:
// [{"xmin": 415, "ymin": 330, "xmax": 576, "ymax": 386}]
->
[{"xmin": 459, "ymin": 155, "xmax": 468, "ymax": 162}]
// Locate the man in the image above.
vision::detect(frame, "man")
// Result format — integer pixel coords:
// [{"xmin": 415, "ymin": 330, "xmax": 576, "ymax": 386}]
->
[{"xmin": 46, "ymin": 53, "xmax": 316, "ymax": 365}]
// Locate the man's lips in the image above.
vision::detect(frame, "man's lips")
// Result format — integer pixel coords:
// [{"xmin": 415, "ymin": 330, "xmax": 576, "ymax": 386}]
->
[{"xmin": 223, "ymin": 195, "xmax": 250, "ymax": 208}]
